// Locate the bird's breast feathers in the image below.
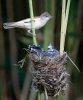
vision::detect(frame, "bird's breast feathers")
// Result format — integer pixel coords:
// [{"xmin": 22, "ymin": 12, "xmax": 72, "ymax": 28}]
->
[{"xmin": 22, "ymin": 17, "xmax": 46, "ymax": 29}]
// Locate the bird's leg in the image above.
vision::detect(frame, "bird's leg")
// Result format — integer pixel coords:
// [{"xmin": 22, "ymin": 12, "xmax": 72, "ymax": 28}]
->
[
  {"xmin": 27, "ymin": 29, "xmax": 36, "ymax": 36},
  {"xmin": 27, "ymin": 30, "xmax": 32, "ymax": 34}
]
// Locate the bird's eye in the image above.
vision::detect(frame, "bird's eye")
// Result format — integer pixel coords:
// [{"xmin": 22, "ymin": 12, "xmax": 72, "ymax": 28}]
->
[{"xmin": 46, "ymin": 15, "xmax": 48, "ymax": 17}]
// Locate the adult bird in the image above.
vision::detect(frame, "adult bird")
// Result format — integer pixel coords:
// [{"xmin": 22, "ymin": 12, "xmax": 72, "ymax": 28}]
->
[{"xmin": 3, "ymin": 12, "xmax": 52, "ymax": 34}]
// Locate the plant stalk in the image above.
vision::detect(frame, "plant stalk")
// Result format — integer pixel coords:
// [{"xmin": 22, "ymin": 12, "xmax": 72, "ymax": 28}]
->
[
  {"xmin": 57, "ymin": 0, "xmax": 66, "ymax": 100},
  {"xmin": 38, "ymin": 91, "xmax": 41, "ymax": 100},
  {"xmin": 28, "ymin": 0, "xmax": 37, "ymax": 46},
  {"xmin": 60, "ymin": 0, "xmax": 66, "ymax": 55},
  {"xmin": 59, "ymin": 0, "xmax": 71, "ymax": 99},
  {"xmin": 43, "ymin": 0, "xmax": 50, "ymax": 50},
  {"xmin": 63, "ymin": 0, "xmax": 71, "ymax": 49},
  {"xmin": 60, "ymin": 0, "xmax": 71, "ymax": 55},
  {"xmin": 56, "ymin": 95, "xmax": 60, "ymax": 100}
]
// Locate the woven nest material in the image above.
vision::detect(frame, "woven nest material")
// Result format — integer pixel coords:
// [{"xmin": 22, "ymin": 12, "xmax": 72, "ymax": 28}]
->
[{"xmin": 27, "ymin": 44, "xmax": 69, "ymax": 97}]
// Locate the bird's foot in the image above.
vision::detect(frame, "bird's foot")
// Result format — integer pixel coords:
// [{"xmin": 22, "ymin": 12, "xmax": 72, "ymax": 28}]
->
[
  {"xmin": 27, "ymin": 30, "xmax": 36, "ymax": 37},
  {"xmin": 27, "ymin": 30, "xmax": 32, "ymax": 34}
]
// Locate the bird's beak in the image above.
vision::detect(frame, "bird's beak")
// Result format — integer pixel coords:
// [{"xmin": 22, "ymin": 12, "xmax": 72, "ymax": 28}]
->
[{"xmin": 50, "ymin": 16, "xmax": 53, "ymax": 19}]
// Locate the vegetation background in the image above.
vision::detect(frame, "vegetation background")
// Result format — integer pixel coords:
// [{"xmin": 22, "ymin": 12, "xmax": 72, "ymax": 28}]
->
[{"xmin": 0, "ymin": 0, "xmax": 83, "ymax": 100}]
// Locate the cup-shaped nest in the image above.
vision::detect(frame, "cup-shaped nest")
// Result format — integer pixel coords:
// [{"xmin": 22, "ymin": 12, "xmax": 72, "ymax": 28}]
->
[{"xmin": 28, "ymin": 44, "xmax": 69, "ymax": 97}]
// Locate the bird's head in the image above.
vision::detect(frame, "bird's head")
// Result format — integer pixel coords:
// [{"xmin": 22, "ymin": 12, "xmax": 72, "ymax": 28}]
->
[{"xmin": 40, "ymin": 12, "xmax": 53, "ymax": 22}]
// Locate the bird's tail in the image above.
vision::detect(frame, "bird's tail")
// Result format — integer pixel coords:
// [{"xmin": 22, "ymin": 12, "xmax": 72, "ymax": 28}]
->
[{"xmin": 3, "ymin": 22, "xmax": 17, "ymax": 29}]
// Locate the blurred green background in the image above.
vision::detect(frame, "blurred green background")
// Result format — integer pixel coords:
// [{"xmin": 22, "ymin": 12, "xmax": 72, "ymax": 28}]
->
[{"xmin": 0, "ymin": 0, "xmax": 83, "ymax": 100}]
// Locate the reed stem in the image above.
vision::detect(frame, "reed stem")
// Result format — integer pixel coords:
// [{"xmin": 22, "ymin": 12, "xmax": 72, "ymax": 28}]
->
[
  {"xmin": 59, "ymin": 0, "xmax": 71, "ymax": 99},
  {"xmin": 28, "ymin": 0, "xmax": 37, "ymax": 46},
  {"xmin": 60, "ymin": 0, "xmax": 66, "ymax": 55},
  {"xmin": 56, "ymin": 95, "xmax": 60, "ymax": 100},
  {"xmin": 38, "ymin": 91, "xmax": 41, "ymax": 100},
  {"xmin": 60, "ymin": 0, "xmax": 71, "ymax": 55}
]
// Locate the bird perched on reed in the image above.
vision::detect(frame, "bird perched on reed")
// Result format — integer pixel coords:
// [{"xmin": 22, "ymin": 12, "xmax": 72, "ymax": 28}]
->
[{"xmin": 3, "ymin": 12, "xmax": 52, "ymax": 34}]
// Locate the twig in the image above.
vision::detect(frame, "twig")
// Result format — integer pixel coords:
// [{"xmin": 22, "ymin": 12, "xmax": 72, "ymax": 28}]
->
[
  {"xmin": 67, "ymin": 55, "xmax": 80, "ymax": 72},
  {"xmin": 44, "ymin": 87, "xmax": 48, "ymax": 100}
]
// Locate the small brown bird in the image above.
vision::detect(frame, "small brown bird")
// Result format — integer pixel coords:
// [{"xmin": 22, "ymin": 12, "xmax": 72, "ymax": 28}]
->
[{"xmin": 3, "ymin": 12, "xmax": 52, "ymax": 33}]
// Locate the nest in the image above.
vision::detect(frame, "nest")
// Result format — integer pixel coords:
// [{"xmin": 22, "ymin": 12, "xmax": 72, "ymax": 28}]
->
[{"xmin": 27, "ymin": 44, "xmax": 69, "ymax": 96}]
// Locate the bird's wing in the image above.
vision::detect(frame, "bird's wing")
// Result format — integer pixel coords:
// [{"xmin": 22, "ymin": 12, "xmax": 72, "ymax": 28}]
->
[{"xmin": 22, "ymin": 18, "xmax": 35, "ymax": 23}]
